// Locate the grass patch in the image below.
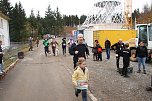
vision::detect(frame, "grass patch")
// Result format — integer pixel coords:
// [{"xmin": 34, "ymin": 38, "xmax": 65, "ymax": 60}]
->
[{"xmin": 3, "ymin": 43, "xmax": 29, "ymax": 69}]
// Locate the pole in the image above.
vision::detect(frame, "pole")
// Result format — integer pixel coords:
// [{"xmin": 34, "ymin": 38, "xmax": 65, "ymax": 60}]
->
[{"xmin": 151, "ymin": 75, "xmax": 152, "ymax": 87}]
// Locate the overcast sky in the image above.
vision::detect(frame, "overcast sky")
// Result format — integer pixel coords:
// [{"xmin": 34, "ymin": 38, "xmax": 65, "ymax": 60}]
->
[{"xmin": 10, "ymin": 0, "xmax": 152, "ymax": 18}]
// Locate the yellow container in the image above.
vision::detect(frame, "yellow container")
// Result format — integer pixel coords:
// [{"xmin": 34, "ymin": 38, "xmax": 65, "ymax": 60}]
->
[{"xmin": 93, "ymin": 30, "xmax": 137, "ymax": 49}]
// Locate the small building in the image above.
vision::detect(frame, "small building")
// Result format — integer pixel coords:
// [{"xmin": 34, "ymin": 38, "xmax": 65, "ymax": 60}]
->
[{"xmin": 0, "ymin": 11, "xmax": 10, "ymax": 49}]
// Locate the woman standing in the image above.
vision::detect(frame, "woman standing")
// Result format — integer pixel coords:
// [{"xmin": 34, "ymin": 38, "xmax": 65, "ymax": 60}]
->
[{"xmin": 136, "ymin": 41, "xmax": 148, "ymax": 74}]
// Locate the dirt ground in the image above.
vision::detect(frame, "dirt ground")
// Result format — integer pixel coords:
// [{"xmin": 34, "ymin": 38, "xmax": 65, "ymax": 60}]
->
[
  {"xmin": 86, "ymin": 50, "xmax": 152, "ymax": 101},
  {"xmin": 53, "ymin": 38, "xmax": 152, "ymax": 101},
  {"xmin": 1, "ymin": 37, "xmax": 152, "ymax": 101}
]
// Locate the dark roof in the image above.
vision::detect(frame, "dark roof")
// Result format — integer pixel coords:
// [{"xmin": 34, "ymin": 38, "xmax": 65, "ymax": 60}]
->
[{"xmin": 0, "ymin": 11, "xmax": 10, "ymax": 20}]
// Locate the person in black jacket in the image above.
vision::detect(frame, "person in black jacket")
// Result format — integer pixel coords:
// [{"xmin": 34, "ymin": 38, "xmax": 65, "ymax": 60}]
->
[
  {"xmin": 121, "ymin": 43, "xmax": 131, "ymax": 77},
  {"xmin": 111, "ymin": 39, "xmax": 125, "ymax": 72},
  {"xmin": 62, "ymin": 38, "xmax": 66, "ymax": 56},
  {"xmin": 135, "ymin": 41, "xmax": 148, "ymax": 74},
  {"xmin": 70, "ymin": 34, "xmax": 89, "ymax": 68},
  {"xmin": 0, "ymin": 41, "xmax": 4, "ymax": 75},
  {"xmin": 105, "ymin": 38, "xmax": 111, "ymax": 59}
]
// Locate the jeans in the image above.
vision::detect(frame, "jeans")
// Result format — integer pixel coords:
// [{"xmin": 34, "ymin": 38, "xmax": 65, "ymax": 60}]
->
[
  {"xmin": 44, "ymin": 46, "xmax": 49, "ymax": 56},
  {"xmin": 116, "ymin": 54, "xmax": 120, "ymax": 69},
  {"xmin": 137, "ymin": 57, "xmax": 146, "ymax": 70},
  {"xmin": 0, "ymin": 63, "xmax": 3, "ymax": 73},
  {"xmin": 98, "ymin": 53, "xmax": 102, "ymax": 61},
  {"xmin": 52, "ymin": 47, "xmax": 56, "ymax": 56},
  {"xmin": 106, "ymin": 48, "xmax": 110, "ymax": 59},
  {"xmin": 75, "ymin": 89, "xmax": 87, "ymax": 101},
  {"xmin": 62, "ymin": 47, "xmax": 66, "ymax": 55}
]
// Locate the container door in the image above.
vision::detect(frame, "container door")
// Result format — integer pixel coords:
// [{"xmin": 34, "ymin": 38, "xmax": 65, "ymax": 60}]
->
[
  {"xmin": 93, "ymin": 31, "xmax": 100, "ymax": 46},
  {"xmin": 148, "ymin": 25, "xmax": 152, "ymax": 49}
]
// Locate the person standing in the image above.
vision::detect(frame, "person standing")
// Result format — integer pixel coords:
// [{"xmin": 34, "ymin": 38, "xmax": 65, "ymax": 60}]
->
[
  {"xmin": 35, "ymin": 37, "xmax": 39, "ymax": 47},
  {"xmin": 92, "ymin": 46, "xmax": 98, "ymax": 61},
  {"xmin": 95, "ymin": 40, "xmax": 102, "ymax": 61},
  {"xmin": 43, "ymin": 36, "xmax": 50, "ymax": 57},
  {"xmin": 111, "ymin": 39, "xmax": 125, "ymax": 72},
  {"xmin": 50, "ymin": 38, "xmax": 58, "ymax": 56},
  {"xmin": 62, "ymin": 38, "xmax": 66, "ymax": 56},
  {"xmin": 105, "ymin": 38, "xmax": 111, "ymax": 59},
  {"xmin": 72, "ymin": 58, "xmax": 89, "ymax": 101},
  {"xmin": 135, "ymin": 41, "xmax": 148, "ymax": 74},
  {"xmin": 0, "ymin": 41, "xmax": 4, "ymax": 75},
  {"xmin": 68, "ymin": 38, "xmax": 74, "ymax": 53},
  {"xmin": 70, "ymin": 34, "xmax": 89, "ymax": 68},
  {"xmin": 121, "ymin": 43, "xmax": 131, "ymax": 77},
  {"xmin": 28, "ymin": 36, "xmax": 33, "ymax": 51}
]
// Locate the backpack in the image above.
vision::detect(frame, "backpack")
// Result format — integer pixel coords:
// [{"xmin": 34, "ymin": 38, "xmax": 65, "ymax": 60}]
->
[{"xmin": 97, "ymin": 47, "xmax": 102, "ymax": 53}]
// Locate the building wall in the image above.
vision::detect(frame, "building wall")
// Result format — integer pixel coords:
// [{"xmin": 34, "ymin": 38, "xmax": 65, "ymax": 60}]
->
[
  {"xmin": 93, "ymin": 30, "xmax": 137, "ymax": 49},
  {"xmin": 0, "ymin": 16, "xmax": 10, "ymax": 49},
  {"xmin": 84, "ymin": 29, "xmax": 94, "ymax": 47}
]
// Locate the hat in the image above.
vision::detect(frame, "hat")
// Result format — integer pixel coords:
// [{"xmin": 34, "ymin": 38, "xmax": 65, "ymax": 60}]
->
[{"xmin": 95, "ymin": 40, "xmax": 99, "ymax": 43}]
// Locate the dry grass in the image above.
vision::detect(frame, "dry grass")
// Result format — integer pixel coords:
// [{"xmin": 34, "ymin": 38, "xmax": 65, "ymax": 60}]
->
[{"xmin": 3, "ymin": 44, "xmax": 29, "ymax": 69}]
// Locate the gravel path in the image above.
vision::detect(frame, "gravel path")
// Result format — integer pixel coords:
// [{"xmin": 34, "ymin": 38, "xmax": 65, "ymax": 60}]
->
[{"xmin": 87, "ymin": 50, "xmax": 152, "ymax": 101}]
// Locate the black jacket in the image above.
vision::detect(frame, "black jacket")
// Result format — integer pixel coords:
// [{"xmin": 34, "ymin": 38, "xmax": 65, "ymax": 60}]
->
[
  {"xmin": 111, "ymin": 42, "xmax": 125, "ymax": 55},
  {"xmin": 70, "ymin": 43, "xmax": 89, "ymax": 62},
  {"xmin": 135, "ymin": 46, "xmax": 148, "ymax": 58},
  {"xmin": 0, "ymin": 46, "xmax": 3, "ymax": 63},
  {"xmin": 122, "ymin": 48, "xmax": 131, "ymax": 67},
  {"xmin": 105, "ymin": 40, "xmax": 111, "ymax": 49},
  {"xmin": 62, "ymin": 40, "xmax": 66, "ymax": 48},
  {"xmin": 122, "ymin": 49, "xmax": 131, "ymax": 61}
]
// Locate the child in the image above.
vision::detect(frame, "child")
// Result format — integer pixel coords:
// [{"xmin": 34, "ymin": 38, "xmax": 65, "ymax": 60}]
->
[
  {"xmin": 95, "ymin": 40, "xmax": 102, "ymax": 61},
  {"xmin": 35, "ymin": 37, "xmax": 39, "ymax": 47},
  {"xmin": 62, "ymin": 38, "xmax": 66, "ymax": 56},
  {"xmin": 92, "ymin": 46, "xmax": 97, "ymax": 61},
  {"xmin": 121, "ymin": 43, "xmax": 131, "ymax": 77},
  {"xmin": 43, "ymin": 38, "xmax": 50, "ymax": 57},
  {"xmin": 72, "ymin": 58, "xmax": 89, "ymax": 101}
]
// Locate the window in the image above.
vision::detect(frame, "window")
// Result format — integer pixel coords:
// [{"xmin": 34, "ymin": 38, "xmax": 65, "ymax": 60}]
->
[
  {"xmin": 0, "ymin": 19, "xmax": 3, "ymax": 29},
  {"xmin": 148, "ymin": 25, "xmax": 152, "ymax": 41},
  {"xmin": 0, "ymin": 35, "xmax": 4, "ymax": 45},
  {"xmin": 139, "ymin": 25, "xmax": 148, "ymax": 43}
]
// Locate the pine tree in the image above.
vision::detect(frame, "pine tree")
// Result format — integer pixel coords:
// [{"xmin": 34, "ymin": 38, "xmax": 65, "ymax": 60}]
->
[
  {"xmin": 28, "ymin": 9, "xmax": 37, "ymax": 37},
  {"xmin": 44, "ymin": 4, "xmax": 55, "ymax": 35},
  {"xmin": 9, "ymin": 2, "xmax": 26, "ymax": 42},
  {"xmin": 36, "ymin": 10, "xmax": 43, "ymax": 37},
  {"xmin": 80, "ymin": 15, "xmax": 87, "ymax": 24},
  {"xmin": 55, "ymin": 7, "xmax": 63, "ymax": 36},
  {"xmin": 0, "ymin": 0, "xmax": 12, "ymax": 16}
]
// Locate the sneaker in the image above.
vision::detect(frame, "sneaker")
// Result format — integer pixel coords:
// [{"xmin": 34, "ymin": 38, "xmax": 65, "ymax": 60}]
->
[
  {"xmin": 124, "ymin": 75, "xmax": 130, "ymax": 78},
  {"xmin": 143, "ymin": 70, "xmax": 147, "ymax": 74},
  {"xmin": 137, "ymin": 70, "xmax": 141, "ymax": 73},
  {"xmin": 146, "ymin": 87, "xmax": 152, "ymax": 91},
  {"xmin": 75, "ymin": 91, "xmax": 79, "ymax": 97}
]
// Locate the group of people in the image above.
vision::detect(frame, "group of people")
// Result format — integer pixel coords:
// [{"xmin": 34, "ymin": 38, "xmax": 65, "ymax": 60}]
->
[
  {"xmin": 28, "ymin": 36, "xmax": 39, "ymax": 51},
  {"xmin": 42, "ymin": 35, "xmax": 59, "ymax": 57},
  {"xmin": 71, "ymin": 33, "xmax": 151, "ymax": 101},
  {"xmin": 111, "ymin": 39, "xmax": 148, "ymax": 77},
  {"xmin": 92, "ymin": 38, "xmax": 111, "ymax": 61}
]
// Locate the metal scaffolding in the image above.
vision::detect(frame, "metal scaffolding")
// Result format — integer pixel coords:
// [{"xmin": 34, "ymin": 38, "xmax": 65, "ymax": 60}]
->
[{"xmin": 82, "ymin": 0, "xmax": 127, "ymax": 29}]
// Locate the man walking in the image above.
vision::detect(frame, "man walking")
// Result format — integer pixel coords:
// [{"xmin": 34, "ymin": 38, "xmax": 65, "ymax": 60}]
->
[
  {"xmin": 62, "ymin": 38, "xmax": 66, "ymax": 56},
  {"xmin": 70, "ymin": 34, "xmax": 89, "ymax": 68},
  {"xmin": 0, "ymin": 41, "xmax": 4, "ymax": 75},
  {"xmin": 105, "ymin": 38, "xmax": 111, "ymax": 59},
  {"xmin": 111, "ymin": 39, "xmax": 125, "ymax": 72},
  {"xmin": 28, "ymin": 36, "xmax": 33, "ymax": 51}
]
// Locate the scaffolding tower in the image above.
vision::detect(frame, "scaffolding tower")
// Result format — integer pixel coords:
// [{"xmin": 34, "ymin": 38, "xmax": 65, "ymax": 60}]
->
[{"xmin": 81, "ymin": 0, "xmax": 132, "ymax": 29}]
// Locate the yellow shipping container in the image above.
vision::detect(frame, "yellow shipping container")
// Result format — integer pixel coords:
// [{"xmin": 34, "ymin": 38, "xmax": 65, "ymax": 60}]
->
[{"xmin": 93, "ymin": 30, "xmax": 136, "ymax": 49}]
